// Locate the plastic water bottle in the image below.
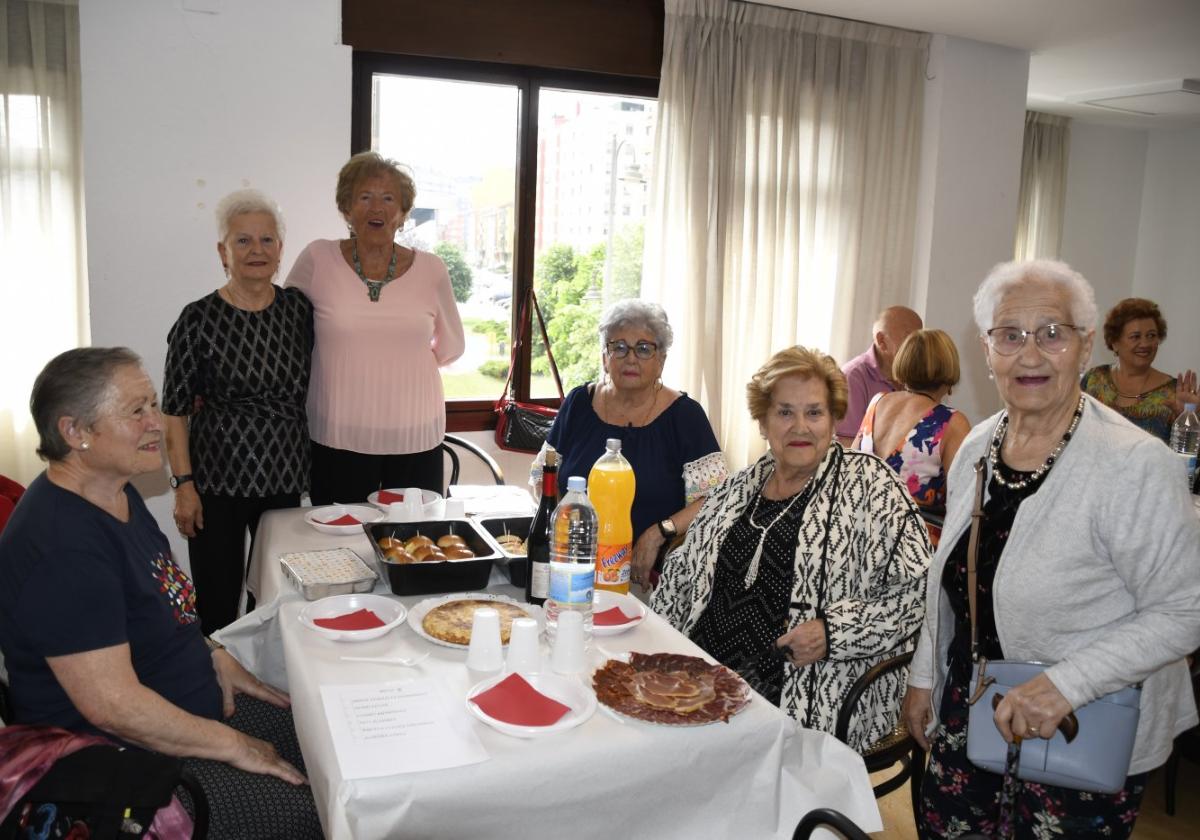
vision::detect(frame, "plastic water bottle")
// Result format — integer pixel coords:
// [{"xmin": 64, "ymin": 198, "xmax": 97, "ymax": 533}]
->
[
  {"xmin": 589, "ymin": 438, "xmax": 636, "ymax": 594},
  {"xmin": 1171, "ymin": 403, "xmax": 1200, "ymax": 494},
  {"xmin": 545, "ymin": 476, "xmax": 598, "ymax": 639}
]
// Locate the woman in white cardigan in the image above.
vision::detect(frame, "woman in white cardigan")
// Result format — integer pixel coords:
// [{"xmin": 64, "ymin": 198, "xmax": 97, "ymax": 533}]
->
[
  {"xmin": 902, "ymin": 259, "xmax": 1200, "ymax": 838},
  {"xmin": 652, "ymin": 346, "xmax": 931, "ymax": 752}
]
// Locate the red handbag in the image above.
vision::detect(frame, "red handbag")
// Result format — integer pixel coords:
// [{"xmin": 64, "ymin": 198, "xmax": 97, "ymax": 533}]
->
[{"xmin": 494, "ymin": 289, "xmax": 564, "ymax": 453}]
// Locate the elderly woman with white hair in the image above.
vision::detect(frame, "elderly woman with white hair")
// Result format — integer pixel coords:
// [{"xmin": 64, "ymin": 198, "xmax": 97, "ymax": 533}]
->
[
  {"xmin": 902, "ymin": 259, "xmax": 1200, "ymax": 838},
  {"xmin": 163, "ymin": 189, "xmax": 313, "ymax": 633},
  {"xmin": 533, "ymin": 299, "xmax": 727, "ymax": 589}
]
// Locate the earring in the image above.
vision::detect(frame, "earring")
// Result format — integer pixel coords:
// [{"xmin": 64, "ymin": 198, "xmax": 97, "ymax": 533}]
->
[
  {"xmin": 987, "ymin": 368, "xmax": 994, "ymax": 380},
  {"xmin": 80, "ymin": 441, "xmax": 90, "ymax": 451}
]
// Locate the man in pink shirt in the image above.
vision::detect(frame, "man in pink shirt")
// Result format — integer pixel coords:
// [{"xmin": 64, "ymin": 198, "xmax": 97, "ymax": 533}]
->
[{"xmin": 836, "ymin": 306, "xmax": 922, "ymax": 445}]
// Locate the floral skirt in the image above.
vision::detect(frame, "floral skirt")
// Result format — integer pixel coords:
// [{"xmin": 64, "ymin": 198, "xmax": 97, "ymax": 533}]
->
[{"xmin": 918, "ymin": 678, "xmax": 1147, "ymax": 839}]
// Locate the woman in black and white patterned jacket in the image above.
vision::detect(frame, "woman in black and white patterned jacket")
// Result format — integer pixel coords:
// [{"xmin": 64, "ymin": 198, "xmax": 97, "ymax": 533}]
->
[{"xmin": 650, "ymin": 345, "xmax": 932, "ymax": 752}]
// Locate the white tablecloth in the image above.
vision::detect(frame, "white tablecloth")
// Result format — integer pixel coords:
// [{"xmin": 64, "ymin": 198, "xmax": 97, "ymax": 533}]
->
[{"xmin": 223, "ymin": 508, "xmax": 881, "ymax": 840}]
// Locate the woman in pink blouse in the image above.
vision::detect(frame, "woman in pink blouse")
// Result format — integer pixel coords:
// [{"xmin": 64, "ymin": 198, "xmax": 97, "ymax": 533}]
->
[{"xmin": 286, "ymin": 152, "xmax": 465, "ymax": 503}]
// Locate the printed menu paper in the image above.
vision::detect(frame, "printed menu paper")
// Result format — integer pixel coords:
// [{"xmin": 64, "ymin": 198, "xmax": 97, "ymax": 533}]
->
[{"xmin": 320, "ymin": 678, "xmax": 488, "ymax": 778}]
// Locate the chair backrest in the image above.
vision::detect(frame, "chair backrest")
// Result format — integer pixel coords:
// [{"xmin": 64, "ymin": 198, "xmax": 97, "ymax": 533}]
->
[
  {"xmin": 792, "ymin": 807, "xmax": 872, "ymax": 840},
  {"xmin": 440, "ymin": 434, "xmax": 505, "ymax": 493},
  {"xmin": 835, "ymin": 649, "xmax": 914, "ymax": 744}
]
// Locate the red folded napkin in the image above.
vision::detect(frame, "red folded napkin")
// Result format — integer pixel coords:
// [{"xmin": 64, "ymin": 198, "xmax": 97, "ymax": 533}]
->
[
  {"xmin": 594, "ymin": 606, "xmax": 637, "ymax": 626},
  {"xmin": 471, "ymin": 673, "xmax": 571, "ymax": 726},
  {"xmin": 324, "ymin": 514, "xmax": 361, "ymax": 526},
  {"xmin": 313, "ymin": 608, "xmax": 386, "ymax": 630},
  {"xmin": 377, "ymin": 489, "xmax": 405, "ymax": 504}
]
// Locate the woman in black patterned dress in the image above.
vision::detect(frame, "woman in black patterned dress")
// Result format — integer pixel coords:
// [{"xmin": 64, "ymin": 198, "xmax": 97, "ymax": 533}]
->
[
  {"xmin": 163, "ymin": 190, "xmax": 313, "ymax": 633},
  {"xmin": 651, "ymin": 345, "xmax": 932, "ymax": 751}
]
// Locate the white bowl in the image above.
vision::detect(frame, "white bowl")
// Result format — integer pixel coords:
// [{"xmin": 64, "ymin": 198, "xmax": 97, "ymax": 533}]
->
[
  {"xmin": 305, "ymin": 505, "xmax": 384, "ymax": 535},
  {"xmin": 466, "ymin": 672, "xmax": 596, "ymax": 738},
  {"xmin": 298, "ymin": 593, "xmax": 407, "ymax": 642}
]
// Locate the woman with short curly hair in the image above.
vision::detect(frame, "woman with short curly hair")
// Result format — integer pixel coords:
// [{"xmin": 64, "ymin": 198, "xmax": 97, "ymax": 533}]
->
[
  {"xmin": 1081, "ymin": 297, "xmax": 1198, "ymax": 443},
  {"xmin": 286, "ymin": 151, "xmax": 465, "ymax": 502},
  {"xmin": 652, "ymin": 345, "xmax": 931, "ymax": 752}
]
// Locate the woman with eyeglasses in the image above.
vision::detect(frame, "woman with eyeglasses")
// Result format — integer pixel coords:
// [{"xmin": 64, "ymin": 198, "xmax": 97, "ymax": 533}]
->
[
  {"xmin": 1081, "ymin": 297, "xmax": 1198, "ymax": 444},
  {"xmin": 902, "ymin": 260, "xmax": 1200, "ymax": 838},
  {"xmin": 532, "ymin": 299, "xmax": 726, "ymax": 588}
]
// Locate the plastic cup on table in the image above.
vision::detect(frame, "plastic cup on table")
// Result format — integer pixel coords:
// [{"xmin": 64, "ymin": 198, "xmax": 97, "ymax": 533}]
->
[
  {"xmin": 505, "ymin": 617, "xmax": 541, "ymax": 675},
  {"xmin": 466, "ymin": 607, "xmax": 503, "ymax": 682},
  {"xmin": 403, "ymin": 487, "xmax": 425, "ymax": 521},
  {"xmin": 550, "ymin": 610, "xmax": 586, "ymax": 675},
  {"xmin": 387, "ymin": 501, "xmax": 407, "ymax": 521}
]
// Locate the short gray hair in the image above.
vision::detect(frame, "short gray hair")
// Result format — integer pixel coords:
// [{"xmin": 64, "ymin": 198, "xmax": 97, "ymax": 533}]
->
[
  {"xmin": 973, "ymin": 259, "xmax": 1098, "ymax": 333},
  {"xmin": 215, "ymin": 189, "xmax": 286, "ymax": 243},
  {"xmin": 31, "ymin": 347, "xmax": 142, "ymax": 462},
  {"xmin": 598, "ymin": 299, "xmax": 674, "ymax": 354}
]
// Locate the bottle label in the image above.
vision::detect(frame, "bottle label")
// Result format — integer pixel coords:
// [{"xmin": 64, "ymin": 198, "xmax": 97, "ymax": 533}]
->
[
  {"xmin": 594, "ymin": 543, "xmax": 632, "ymax": 586},
  {"xmin": 549, "ymin": 563, "xmax": 594, "ymax": 604},
  {"xmin": 529, "ymin": 561, "xmax": 550, "ymax": 599}
]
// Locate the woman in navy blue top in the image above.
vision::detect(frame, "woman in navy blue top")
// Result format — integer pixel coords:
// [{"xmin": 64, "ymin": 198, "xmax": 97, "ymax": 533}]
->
[
  {"xmin": 0, "ymin": 348, "xmax": 320, "ymax": 837},
  {"xmin": 535, "ymin": 300, "xmax": 727, "ymax": 588}
]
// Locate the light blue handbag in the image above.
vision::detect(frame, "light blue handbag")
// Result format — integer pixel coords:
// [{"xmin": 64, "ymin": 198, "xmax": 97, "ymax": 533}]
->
[
  {"xmin": 967, "ymin": 659, "xmax": 1142, "ymax": 793},
  {"xmin": 960, "ymin": 458, "xmax": 1142, "ymax": 794}
]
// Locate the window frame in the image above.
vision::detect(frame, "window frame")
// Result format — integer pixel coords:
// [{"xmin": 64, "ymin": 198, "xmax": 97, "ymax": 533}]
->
[{"xmin": 351, "ymin": 51, "xmax": 658, "ymax": 431}]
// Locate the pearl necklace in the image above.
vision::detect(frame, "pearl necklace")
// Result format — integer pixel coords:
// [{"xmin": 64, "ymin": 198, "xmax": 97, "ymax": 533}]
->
[
  {"xmin": 743, "ymin": 470, "xmax": 815, "ymax": 589},
  {"xmin": 352, "ymin": 240, "xmax": 399, "ymax": 302},
  {"xmin": 988, "ymin": 395, "xmax": 1085, "ymax": 490}
]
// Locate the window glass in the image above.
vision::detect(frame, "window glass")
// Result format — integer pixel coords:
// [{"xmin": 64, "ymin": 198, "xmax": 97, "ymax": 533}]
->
[
  {"xmin": 531, "ymin": 90, "xmax": 657, "ymax": 396},
  {"xmin": 373, "ymin": 74, "xmax": 524, "ymax": 400}
]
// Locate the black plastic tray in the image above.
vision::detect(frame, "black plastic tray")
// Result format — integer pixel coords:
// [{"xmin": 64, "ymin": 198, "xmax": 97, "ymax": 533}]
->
[
  {"xmin": 475, "ymin": 515, "xmax": 534, "ymax": 587},
  {"xmin": 363, "ymin": 519, "xmax": 496, "ymax": 596}
]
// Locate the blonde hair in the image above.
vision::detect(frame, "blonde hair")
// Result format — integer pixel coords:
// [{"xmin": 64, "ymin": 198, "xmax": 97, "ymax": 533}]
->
[
  {"xmin": 335, "ymin": 151, "xmax": 416, "ymax": 217},
  {"xmin": 747, "ymin": 346, "xmax": 848, "ymax": 423},
  {"xmin": 892, "ymin": 329, "xmax": 961, "ymax": 391}
]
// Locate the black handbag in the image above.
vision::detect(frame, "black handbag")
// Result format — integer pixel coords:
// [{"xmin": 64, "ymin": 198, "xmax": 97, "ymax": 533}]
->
[{"xmin": 494, "ymin": 288, "xmax": 564, "ymax": 453}]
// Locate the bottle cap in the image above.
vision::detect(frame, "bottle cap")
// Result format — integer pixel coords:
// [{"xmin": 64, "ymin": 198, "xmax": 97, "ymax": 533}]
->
[
  {"xmin": 567, "ymin": 476, "xmax": 587, "ymax": 492},
  {"xmin": 605, "ymin": 438, "xmax": 622, "ymax": 451}
]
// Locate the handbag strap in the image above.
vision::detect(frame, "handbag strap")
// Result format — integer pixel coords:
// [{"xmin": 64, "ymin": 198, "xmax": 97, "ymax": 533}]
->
[
  {"xmin": 498, "ymin": 288, "xmax": 564, "ymax": 403},
  {"xmin": 967, "ymin": 456, "xmax": 988, "ymax": 661}
]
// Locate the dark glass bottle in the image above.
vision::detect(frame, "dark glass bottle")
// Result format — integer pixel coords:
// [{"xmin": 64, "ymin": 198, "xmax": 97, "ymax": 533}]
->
[{"xmin": 525, "ymin": 448, "xmax": 558, "ymax": 605}]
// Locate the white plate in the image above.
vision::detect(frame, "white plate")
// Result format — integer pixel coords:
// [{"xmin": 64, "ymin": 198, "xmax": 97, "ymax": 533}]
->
[
  {"xmin": 546, "ymin": 590, "xmax": 646, "ymax": 636},
  {"xmin": 367, "ymin": 488, "xmax": 443, "ymax": 514},
  {"xmin": 298, "ymin": 593, "xmax": 407, "ymax": 642},
  {"xmin": 466, "ymin": 672, "xmax": 596, "ymax": 738},
  {"xmin": 305, "ymin": 505, "xmax": 384, "ymax": 535},
  {"xmin": 408, "ymin": 592, "xmax": 543, "ymax": 649}
]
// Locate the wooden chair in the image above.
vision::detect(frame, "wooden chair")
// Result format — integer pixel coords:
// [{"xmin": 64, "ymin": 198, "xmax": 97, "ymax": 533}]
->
[
  {"xmin": 440, "ymin": 433, "xmax": 505, "ymax": 491},
  {"xmin": 834, "ymin": 650, "xmax": 925, "ymax": 818},
  {"xmin": 1164, "ymin": 653, "xmax": 1200, "ymax": 816}
]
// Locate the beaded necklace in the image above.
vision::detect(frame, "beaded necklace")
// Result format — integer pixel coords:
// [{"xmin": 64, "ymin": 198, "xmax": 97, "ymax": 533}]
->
[
  {"xmin": 352, "ymin": 241, "xmax": 399, "ymax": 302},
  {"xmin": 987, "ymin": 394, "xmax": 1085, "ymax": 490},
  {"xmin": 742, "ymin": 470, "xmax": 816, "ymax": 588}
]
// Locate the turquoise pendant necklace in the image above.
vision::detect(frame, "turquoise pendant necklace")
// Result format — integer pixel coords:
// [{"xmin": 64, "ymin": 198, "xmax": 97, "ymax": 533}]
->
[{"xmin": 352, "ymin": 240, "xmax": 399, "ymax": 302}]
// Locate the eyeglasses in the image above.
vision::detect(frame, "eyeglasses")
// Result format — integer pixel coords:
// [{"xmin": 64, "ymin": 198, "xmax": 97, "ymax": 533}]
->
[
  {"xmin": 606, "ymin": 340, "xmax": 659, "ymax": 360},
  {"xmin": 984, "ymin": 323, "xmax": 1083, "ymax": 356}
]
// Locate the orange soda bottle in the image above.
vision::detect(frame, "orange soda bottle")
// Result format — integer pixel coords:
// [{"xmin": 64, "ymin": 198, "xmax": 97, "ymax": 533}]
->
[{"xmin": 589, "ymin": 438, "xmax": 636, "ymax": 593}]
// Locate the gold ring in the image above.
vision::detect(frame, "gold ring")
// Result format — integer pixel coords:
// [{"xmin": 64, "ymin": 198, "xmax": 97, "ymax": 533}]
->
[{"xmin": 1027, "ymin": 726, "xmax": 1038, "ymax": 737}]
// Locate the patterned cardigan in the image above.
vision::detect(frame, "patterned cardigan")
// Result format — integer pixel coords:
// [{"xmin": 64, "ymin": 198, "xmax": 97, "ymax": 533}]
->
[{"xmin": 650, "ymin": 443, "xmax": 932, "ymax": 752}]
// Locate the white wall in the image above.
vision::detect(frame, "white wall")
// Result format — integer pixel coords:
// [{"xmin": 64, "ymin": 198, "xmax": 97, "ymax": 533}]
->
[
  {"xmin": 1131, "ymin": 125, "xmax": 1200, "ymax": 376},
  {"xmin": 1059, "ymin": 122, "xmax": 1147, "ymax": 333},
  {"xmin": 911, "ymin": 35, "xmax": 1031, "ymax": 426},
  {"xmin": 80, "ymin": 0, "xmax": 351, "ymax": 569}
]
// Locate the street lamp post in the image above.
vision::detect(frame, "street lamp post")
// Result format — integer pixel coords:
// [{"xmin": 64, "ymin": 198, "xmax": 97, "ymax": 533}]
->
[{"xmin": 601, "ymin": 135, "xmax": 644, "ymax": 307}]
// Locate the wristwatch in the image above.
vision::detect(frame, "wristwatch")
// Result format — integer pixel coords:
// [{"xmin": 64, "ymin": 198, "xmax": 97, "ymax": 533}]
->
[
  {"xmin": 169, "ymin": 473, "xmax": 193, "ymax": 489},
  {"xmin": 657, "ymin": 518, "xmax": 677, "ymax": 540}
]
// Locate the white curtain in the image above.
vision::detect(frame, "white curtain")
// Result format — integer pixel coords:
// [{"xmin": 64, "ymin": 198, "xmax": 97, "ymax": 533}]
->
[
  {"xmin": 1014, "ymin": 111, "xmax": 1070, "ymax": 260},
  {"xmin": 642, "ymin": 0, "xmax": 928, "ymax": 469},
  {"xmin": 0, "ymin": 0, "xmax": 88, "ymax": 484}
]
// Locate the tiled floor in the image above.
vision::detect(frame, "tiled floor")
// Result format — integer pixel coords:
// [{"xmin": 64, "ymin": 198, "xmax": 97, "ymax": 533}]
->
[{"xmin": 869, "ymin": 757, "xmax": 1200, "ymax": 838}]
